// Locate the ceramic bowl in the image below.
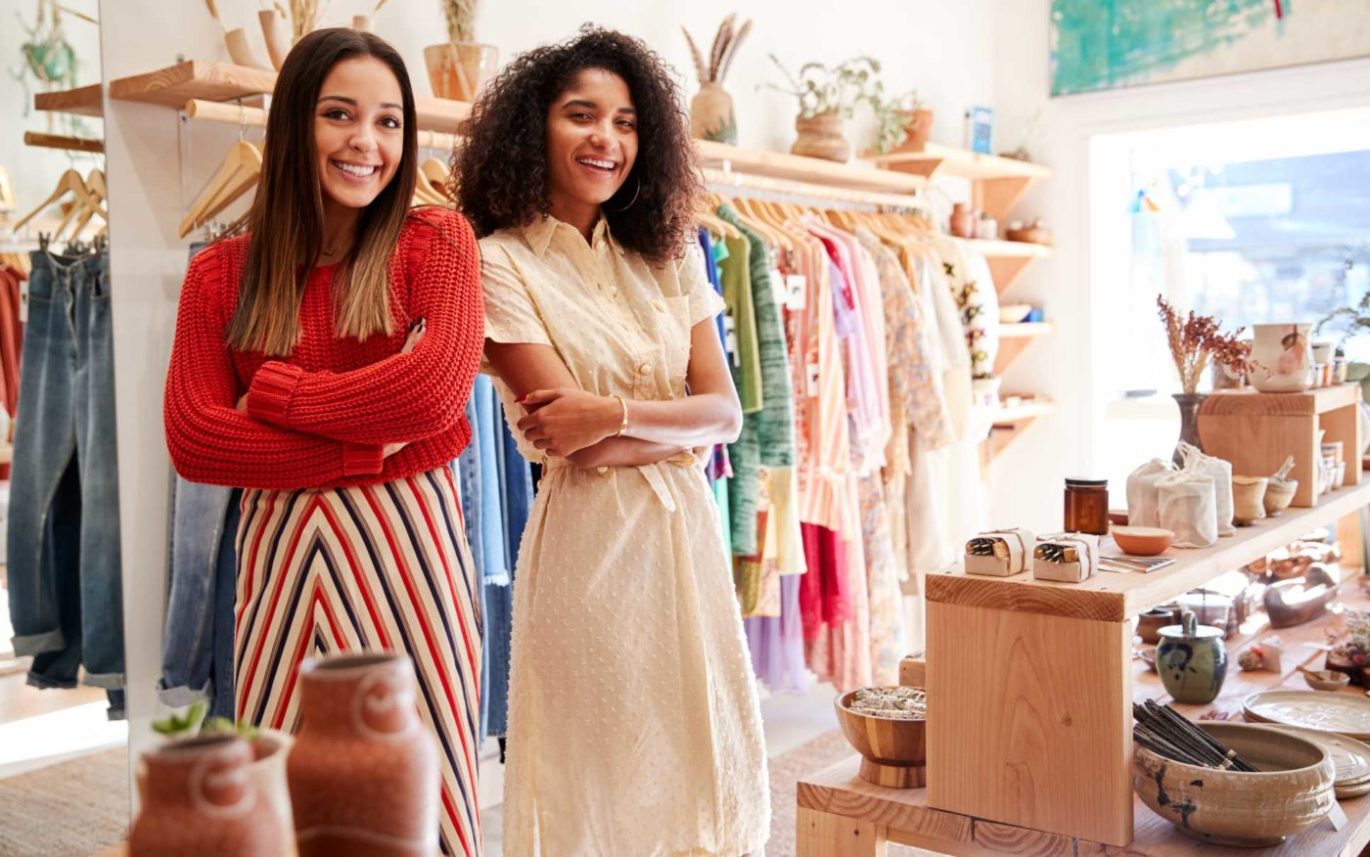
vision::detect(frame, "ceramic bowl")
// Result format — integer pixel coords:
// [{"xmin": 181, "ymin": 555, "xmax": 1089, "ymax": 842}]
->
[
  {"xmin": 1232, "ymin": 475, "xmax": 1269, "ymax": 526},
  {"xmin": 835, "ymin": 689, "xmax": 927, "ymax": 789},
  {"xmin": 1133, "ymin": 722, "xmax": 1335, "ymax": 847},
  {"xmin": 1113, "ymin": 526, "xmax": 1174, "ymax": 557},
  {"xmin": 1264, "ymin": 479, "xmax": 1298, "ymax": 516},
  {"xmin": 1302, "ymin": 668, "xmax": 1352, "ymax": 692}
]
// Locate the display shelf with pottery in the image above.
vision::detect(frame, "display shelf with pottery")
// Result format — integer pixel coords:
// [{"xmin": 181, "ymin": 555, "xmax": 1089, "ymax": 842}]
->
[
  {"xmin": 1196, "ymin": 383, "xmax": 1363, "ymax": 508},
  {"xmin": 924, "ymin": 479, "xmax": 1370, "ymax": 846}
]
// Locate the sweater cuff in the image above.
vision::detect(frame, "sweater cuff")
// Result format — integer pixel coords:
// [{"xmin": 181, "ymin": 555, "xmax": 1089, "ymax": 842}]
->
[
  {"xmin": 343, "ymin": 443, "xmax": 385, "ymax": 477},
  {"xmin": 246, "ymin": 362, "xmax": 304, "ymax": 429}
]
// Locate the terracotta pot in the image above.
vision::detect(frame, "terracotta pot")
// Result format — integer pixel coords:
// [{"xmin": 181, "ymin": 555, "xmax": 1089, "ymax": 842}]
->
[
  {"xmin": 288, "ymin": 653, "xmax": 439, "ymax": 857},
  {"xmin": 251, "ymin": 730, "xmax": 297, "ymax": 856},
  {"xmin": 949, "ymin": 202, "xmax": 974, "ymax": 239},
  {"xmin": 1250, "ymin": 323, "xmax": 1312, "ymax": 392},
  {"xmin": 130, "ymin": 735, "xmax": 279, "ymax": 857},
  {"xmin": 791, "ymin": 111, "xmax": 851, "ymax": 162},
  {"xmin": 424, "ymin": 42, "xmax": 499, "ymax": 102},
  {"xmin": 898, "ymin": 107, "xmax": 933, "ymax": 152},
  {"xmin": 690, "ymin": 83, "xmax": 737, "ymax": 144}
]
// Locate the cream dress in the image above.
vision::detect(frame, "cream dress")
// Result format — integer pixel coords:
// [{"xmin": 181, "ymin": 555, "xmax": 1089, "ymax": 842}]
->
[{"xmin": 480, "ymin": 215, "xmax": 770, "ymax": 857}]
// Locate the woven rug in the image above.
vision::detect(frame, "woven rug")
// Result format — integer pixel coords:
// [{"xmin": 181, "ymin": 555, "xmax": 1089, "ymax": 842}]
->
[
  {"xmin": 765, "ymin": 729, "xmax": 930, "ymax": 857},
  {"xmin": 0, "ymin": 747, "xmax": 128, "ymax": 856}
]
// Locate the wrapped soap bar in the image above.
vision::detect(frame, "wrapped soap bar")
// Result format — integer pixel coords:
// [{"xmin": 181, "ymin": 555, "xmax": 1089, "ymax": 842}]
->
[
  {"xmin": 1032, "ymin": 533, "xmax": 1100, "ymax": 583},
  {"xmin": 964, "ymin": 528, "xmax": 1035, "ymax": 577}
]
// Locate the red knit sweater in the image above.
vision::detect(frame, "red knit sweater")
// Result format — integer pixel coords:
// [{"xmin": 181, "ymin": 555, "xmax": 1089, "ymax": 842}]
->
[{"xmin": 164, "ymin": 207, "xmax": 484, "ymax": 491}]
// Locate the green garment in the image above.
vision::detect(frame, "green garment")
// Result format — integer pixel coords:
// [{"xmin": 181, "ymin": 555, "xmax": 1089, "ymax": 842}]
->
[{"xmin": 717, "ymin": 233, "xmax": 763, "ymax": 414}]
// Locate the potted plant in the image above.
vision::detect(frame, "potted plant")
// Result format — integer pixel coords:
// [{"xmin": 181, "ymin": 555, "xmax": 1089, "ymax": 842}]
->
[
  {"xmin": 150, "ymin": 700, "xmax": 296, "ymax": 852},
  {"xmin": 425, "ymin": 0, "xmax": 499, "ymax": 102},
  {"xmin": 882, "ymin": 91, "xmax": 931, "ymax": 154},
  {"xmin": 682, "ymin": 14, "xmax": 751, "ymax": 145},
  {"xmin": 765, "ymin": 55, "xmax": 890, "ymax": 162},
  {"xmin": 1317, "ymin": 290, "xmax": 1370, "ymax": 398}
]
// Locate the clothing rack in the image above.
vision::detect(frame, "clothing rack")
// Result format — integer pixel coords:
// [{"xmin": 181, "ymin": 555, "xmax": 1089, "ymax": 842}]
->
[
  {"xmin": 701, "ymin": 167, "xmax": 929, "ymax": 214},
  {"xmin": 23, "ymin": 132, "xmax": 105, "ymax": 154},
  {"xmin": 183, "ymin": 98, "xmax": 463, "ymax": 152}
]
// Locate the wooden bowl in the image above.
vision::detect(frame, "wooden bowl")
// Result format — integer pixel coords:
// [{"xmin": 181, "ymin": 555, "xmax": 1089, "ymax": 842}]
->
[
  {"xmin": 1133, "ymin": 722, "xmax": 1335, "ymax": 847},
  {"xmin": 1112, "ymin": 526, "xmax": 1174, "ymax": 557},
  {"xmin": 835, "ymin": 689, "xmax": 927, "ymax": 788},
  {"xmin": 1264, "ymin": 478, "xmax": 1298, "ymax": 516}
]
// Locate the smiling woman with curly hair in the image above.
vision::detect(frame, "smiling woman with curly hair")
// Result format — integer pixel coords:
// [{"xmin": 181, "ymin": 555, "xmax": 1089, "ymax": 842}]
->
[{"xmin": 455, "ymin": 25, "xmax": 769, "ymax": 857}]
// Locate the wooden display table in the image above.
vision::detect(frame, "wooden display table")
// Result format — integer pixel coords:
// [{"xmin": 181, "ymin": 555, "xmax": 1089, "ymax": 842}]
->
[
  {"xmin": 801, "ymin": 585, "xmax": 1370, "ymax": 856},
  {"xmin": 923, "ymin": 480, "xmax": 1370, "ymax": 846}
]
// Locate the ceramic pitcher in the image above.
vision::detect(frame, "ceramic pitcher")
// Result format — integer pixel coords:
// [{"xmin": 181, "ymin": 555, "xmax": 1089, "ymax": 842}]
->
[
  {"xmin": 287, "ymin": 652, "xmax": 439, "ymax": 857},
  {"xmin": 1250, "ymin": 323, "xmax": 1312, "ymax": 392},
  {"xmin": 1157, "ymin": 610, "xmax": 1227, "ymax": 705},
  {"xmin": 130, "ymin": 735, "xmax": 279, "ymax": 857}
]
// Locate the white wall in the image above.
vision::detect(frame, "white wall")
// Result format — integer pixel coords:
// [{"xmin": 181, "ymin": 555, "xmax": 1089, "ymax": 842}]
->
[
  {"xmin": 0, "ymin": 0, "xmax": 102, "ymax": 221},
  {"xmin": 986, "ymin": 0, "xmax": 1370, "ymax": 533},
  {"xmin": 100, "ymin": 0, "xmax": 1004, "ymax": 789}
]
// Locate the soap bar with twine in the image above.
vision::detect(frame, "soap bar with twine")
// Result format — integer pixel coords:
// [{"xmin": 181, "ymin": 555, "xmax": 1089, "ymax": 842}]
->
[
  {"xmin": 965, "ymin": 528, "xmax": 1034, "ymax": 577},
  {"xmin": 1031, "ymin": 533, "xmax": 1099, "ymax": 583}
]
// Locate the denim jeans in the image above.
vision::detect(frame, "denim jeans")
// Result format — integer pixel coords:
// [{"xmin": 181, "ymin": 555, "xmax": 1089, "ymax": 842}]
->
[
  {"xmin": 6, "ymin": 250, "xmax": 124, "ymax": 691},
  {"xmin": 159, "ymin": 476, "xmax": 240, "ymax": 718}
]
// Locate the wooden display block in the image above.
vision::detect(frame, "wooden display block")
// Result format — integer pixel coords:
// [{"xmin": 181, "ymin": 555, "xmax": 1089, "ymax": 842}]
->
[{"xmin": 1197, "ymin": 384, "xmax": 1363, "ymax": 508}]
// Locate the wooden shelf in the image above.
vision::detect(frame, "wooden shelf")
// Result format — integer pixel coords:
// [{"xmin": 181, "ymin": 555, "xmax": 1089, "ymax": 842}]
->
[
  {"xmin": 34, "ymin": 83, "xmax": 103, "ymax": 117},
  {"xmin": 987, "ymin": 398, "xmax": 1054, "ymax": 459},
  {"xmin": 108, "ymin": 60, "xmax": 470, "ymax": 134},
  {"xmin": 695, "ymin": 139, "xmax": 926, "ymax": 197},
  {"xmin": 871, "ymin": 142, "xmax": 1052, "ymax": 182},
  {"xmin": 928, "ymin": 479, "xmax": 1370, "ymax": 622},
  {"xmin": 23, "ymin": 132, "xmax": 104, "ymax": 154},
  {"xmin": 959, "ymin": 237, "xmax": 1052, "ymax": 258},
  {"xmin": 994, "ymin": 323, "xmax": 1053, "ymax": 376}
]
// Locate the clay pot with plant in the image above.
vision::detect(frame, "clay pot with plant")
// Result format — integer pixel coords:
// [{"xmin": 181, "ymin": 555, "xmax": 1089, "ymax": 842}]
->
[
  {"xmin": 425, "ymin": 0, "xmax": 498, "ymax": 102},
  {"xmin": 765, "ymin": 55, "xmax": 898, "ymax": 162},
  {"xmin": 682, "ymin": 14, "xmax": 750, "ymax": 145}
]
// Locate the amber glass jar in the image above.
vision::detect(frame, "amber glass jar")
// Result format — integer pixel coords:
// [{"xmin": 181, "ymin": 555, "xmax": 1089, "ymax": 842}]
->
[{"xmin": 1064, "ymin": 478, "xmax": 1109, "ymax": 535}]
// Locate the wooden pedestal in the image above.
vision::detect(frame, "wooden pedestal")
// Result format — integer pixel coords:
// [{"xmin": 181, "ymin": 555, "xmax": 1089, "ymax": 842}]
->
[{"xmin": 1197, "ymin": 384, "xmax": 1363, "ymax": 508}]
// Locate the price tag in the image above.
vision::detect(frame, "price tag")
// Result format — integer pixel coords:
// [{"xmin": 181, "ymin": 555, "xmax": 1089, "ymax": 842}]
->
[
  {"xmin": 785, "ymin": 274, "xmax": 807, "ymax": 310},
  {"xmin": 18, "ymin": 278, "xmax": 28, "ymax": 324},
  {"xmin": 806, "ymin": 359, "xmax": 820, "ymax": 396}
]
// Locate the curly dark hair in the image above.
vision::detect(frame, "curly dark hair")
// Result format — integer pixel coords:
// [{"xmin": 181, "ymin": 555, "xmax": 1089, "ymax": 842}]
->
[{"xmin": 454, "ymin": 26, "xmax": 699, "ymax": 265}]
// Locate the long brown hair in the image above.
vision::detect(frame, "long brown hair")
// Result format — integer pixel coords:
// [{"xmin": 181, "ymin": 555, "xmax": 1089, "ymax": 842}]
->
[{"xmin": 229, "ymin": 28, "xmax": 418, "ymax": 356}]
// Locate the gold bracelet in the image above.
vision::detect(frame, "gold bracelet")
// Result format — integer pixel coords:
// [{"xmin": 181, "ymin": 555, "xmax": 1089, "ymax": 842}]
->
[{"xmin": 612, "ymin": 394, "xmax": 630, "ymax": 437}]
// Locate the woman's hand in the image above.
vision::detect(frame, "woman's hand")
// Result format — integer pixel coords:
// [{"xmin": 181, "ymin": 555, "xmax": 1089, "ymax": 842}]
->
[{"xmin": 516, "ymin": 388, "xmax": 621, "ymax": 458}]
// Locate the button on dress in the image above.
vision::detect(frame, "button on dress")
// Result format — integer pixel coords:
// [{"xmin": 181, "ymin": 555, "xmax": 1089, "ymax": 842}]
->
[{"xmin": 479, "ymin": 216, "xmax": 770, "ymax": 856}]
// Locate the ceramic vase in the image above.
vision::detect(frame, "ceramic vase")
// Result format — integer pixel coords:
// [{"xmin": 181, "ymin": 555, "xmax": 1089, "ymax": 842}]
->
[
  {"xmin": 424, "ymin": 42, "xmax": 499, "ymax": 102},
  {"xmin": 251, "ymin": 730, "xmax": 297, "ymax": 856},
  {"xmin": 287, "ymin": 653, "xmax": 439, "ymax": 857},
  {"xmin": 791, "ymin": 110, "xmax": 851, "ymax": 162},
  {"xmin": 898, "ymin": 107, "xmax": 933, "ymax": 152},
  {"xmin": 1157, "ymin": 611, "xmax": 1227, "ymax": 705},
  {"xmin": 129, "ymin": 735, "xmax": 279, "ymax": 857},
  {"xmin": 949, "ymin": 202, "xmax": 974, "ymax": 239},
  {"xmin": 1250, "ymin": 323, "xmax": 1312, "ymax": 392},
  {"xmin": 1171, "ymin": 392, "xmax": 1206, "ymax": 467},
  {"xmin": 690, "ymin": 83, "xmax": 737, "ymax": 144}
]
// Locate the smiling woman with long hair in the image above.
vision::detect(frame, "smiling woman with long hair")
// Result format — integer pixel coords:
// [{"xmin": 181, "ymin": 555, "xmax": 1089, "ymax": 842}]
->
[
  {"xmin": 164, "ymin": 28, "xmax": 484, "ymax": 856},
  {"xmin": 457, "ymin": 27, "xmax": 769, "ymax": 856}
]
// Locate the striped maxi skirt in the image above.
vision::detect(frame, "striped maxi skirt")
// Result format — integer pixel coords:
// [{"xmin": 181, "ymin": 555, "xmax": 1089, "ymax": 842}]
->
[{"xmin": 233, "ymin": 466, "xmax": 482, "ymax": 857}]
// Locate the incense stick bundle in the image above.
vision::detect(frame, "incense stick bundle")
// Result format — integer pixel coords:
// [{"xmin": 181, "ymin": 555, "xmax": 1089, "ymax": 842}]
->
[{"xmin": 1132, "ymin": 700, "xmax": 1258, "ymax": 772}]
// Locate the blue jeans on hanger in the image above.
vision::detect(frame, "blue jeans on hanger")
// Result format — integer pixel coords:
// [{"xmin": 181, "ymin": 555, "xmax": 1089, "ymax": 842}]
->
[
  {"xmin": 6, "ymin": 250, "xmax": 124, "ymax": 694},
  {"xmin": 159, "ymin": 476, "xmax": 240, "ymax": 719}
]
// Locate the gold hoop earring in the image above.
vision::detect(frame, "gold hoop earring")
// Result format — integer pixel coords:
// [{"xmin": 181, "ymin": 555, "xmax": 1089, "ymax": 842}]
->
[{"xmin": 610, "ymin": 177, "xmax": 641, "ymax": 212}]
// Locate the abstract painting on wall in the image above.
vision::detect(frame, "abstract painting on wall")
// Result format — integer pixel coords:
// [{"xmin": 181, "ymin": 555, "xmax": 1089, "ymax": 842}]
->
[{"xmin": 1050, "ymin": 0, "xmax": 1370, "ymax": 96}]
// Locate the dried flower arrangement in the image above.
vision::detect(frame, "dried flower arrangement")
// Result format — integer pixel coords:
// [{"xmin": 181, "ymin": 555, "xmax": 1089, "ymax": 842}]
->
[
  {"xmin": 1156, "ymin": 295, "xmax": 1246, "ymax": 394},
  {"xmin": 440, "ymin": 0, "xmax": 477, "ymax": 43},
  {"xmin": 682, "ymin": 14, "xmax": 752, "ymax": 87}
]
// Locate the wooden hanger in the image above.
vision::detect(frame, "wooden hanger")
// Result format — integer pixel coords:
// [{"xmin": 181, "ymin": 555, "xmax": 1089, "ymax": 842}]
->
[
  {"xmin": 178, "ymin": 141, "xmax": 263, "ymax": 238},
  {"xmin": 65, "ymin": 168, "xmax": 110, "ymax": 238},
  {"xmin": 13, "ymin": 168, "xmax": 107, "ymax": 233},
  {"xmin": 728, "ymin": 195, "xmax": 794, "ymax": 252},
  {"xmin": 420, "ymin": 158, "xmax": 452, "ymax": 199}
]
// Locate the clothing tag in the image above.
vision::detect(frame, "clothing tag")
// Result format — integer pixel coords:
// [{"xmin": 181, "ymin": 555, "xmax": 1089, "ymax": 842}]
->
[
  {"xmin": 806, "ymin": 359, "xmax": 820, "ymax": 396},
  {"xmin": 723, "ymin": 313, "xmax": 739, "ymax": 366},
  {"xmin": 785, "ymin": 274, "xmax": 807, "ymax": 310},
  {"xmin": 18, "ymin": 278, "xmax": 28, "ymax": 324},
  {"xmin": 768, "ymin": 268, "xmax": 788, "ymax": 308}
]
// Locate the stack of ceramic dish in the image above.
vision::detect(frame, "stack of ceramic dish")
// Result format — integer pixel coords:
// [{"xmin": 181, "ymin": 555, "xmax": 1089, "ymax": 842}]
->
[{"xmin": 1244, "ymin": 690, "xmax": 1370, "ymax": 798}]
